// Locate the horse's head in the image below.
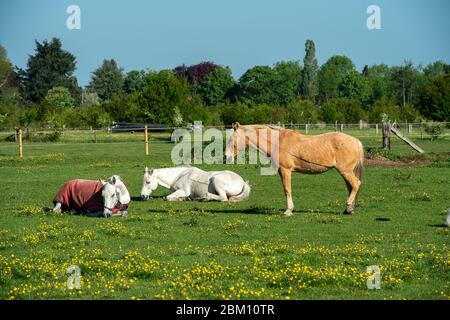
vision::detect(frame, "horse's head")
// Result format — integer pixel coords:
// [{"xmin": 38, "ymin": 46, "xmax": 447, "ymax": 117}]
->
[
  {"xmin": 141, "ymin": 167, "xmax": 158, "ymax": 201},
  {"xmin": 100, "ymin": 175, "xmax": 121, "ymax": 216},
  {"xmin": 225, "ymin": 122, "xmax": 246, "ymax": 162}
]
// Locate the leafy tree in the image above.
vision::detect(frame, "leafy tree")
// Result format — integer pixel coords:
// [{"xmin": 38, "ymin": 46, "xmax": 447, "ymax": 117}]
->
[
  {"xmin": 102, "ymin": 93, "xmax": 140, "ymax": 123},
  {"xmin": 44, "ymin": 86, "xmax": 74, "ymax": 109},
  {"xmin": 0, "ymin": 44, "xmax": 20, "ymax": 104},
  {"xmin": 199, "ymin": 67, "xmax": 235, "ymax": 105},
  {"xmin": 363, "ymin": 64, "xmax": 392, "ymax": 104},
  {"xmin": 390, "ymin": 60, "xmax": 422, "ymax": 106},
  {"xmin": 368, "ymin": 98, "xmax": 400, "ymax": 123},
  {"xmin": 17, "ymin": 107, "xmax": 39, "ymax": 127},
  {"xmin": 20, "ymin": 38, "xmax": 80, "ymax": 103},
  {"xmin": 81, "ymin": 89, "xmax": 100, "ymax": 107},
  {"xmin": 248, "ymin": 104, "xmax": 275, "ymax": 124},
  {"xmin": 300, "ymin": 40, "xmax": 318, "ymax": 100},
  {"xmin": 338, "ymin": 70, "xmax": 371, "ymax": 106},
  {"xmin": 320, "ymin": 98, "xmax": 365, "ymax": 123},
  {"xmin": 136, "ymin": 70, "xmax": 191, "ymax": 125},
  {"xmin": 182, "ymin": 104, "xmax": 217, "ymax": 125},
  {"xmin": 399, "ymin": 104, "xmax": 422, "ymax": 122},
  {"xmin": 418, "ymin": 74, "xmax": 450, "ymax": 121},
  {"xmin": 273, "ymin": 61, "xmax": 302, "ymax": 105},
  {"xmin": 174, "ymin": 62, "xmax": 220, "ymax": 96},
  {"xmin": 423, "ymin": 61, "xmax": 447, "ymax": 78},
  {"xmin": 58, "ymin": 105, "xmax": 111, "ymax": 129},
  {"xmin": 235, "ymin": 62, "xmax": 301, "ymax": 106},
  {"xmin": 287, "ymin": 99, "xmax": 318, "ymax": 123},
  {"xmin": 318, "ymin": 55, "xmax": 354, "ymax": 101},
  {"xmin": 219, "ymin": 103, "xmax": 250, "ymax": 125},
  {"xmin": 123, "ymin": 70, "xmax": 147, "ymax": 94},
  {"xmin": 81, "ymin": 105, "xmax": 111, "ymax": 128},
  {"xmin": 237, "ymin": 66, "xmax": 281, "ymax": 105},
  {"xmin": 88, "ymin": 59, "xmax": 124, "ymax": 101},
  {"xmin": 0, "ymin": 45, "xmax": 14, "ymax": 93}
]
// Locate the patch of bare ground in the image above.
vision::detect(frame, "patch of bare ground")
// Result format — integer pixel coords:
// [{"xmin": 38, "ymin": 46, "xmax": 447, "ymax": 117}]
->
[{"xmin": 364, "ymin": 152, "xmax": 442, "ymax": 168}]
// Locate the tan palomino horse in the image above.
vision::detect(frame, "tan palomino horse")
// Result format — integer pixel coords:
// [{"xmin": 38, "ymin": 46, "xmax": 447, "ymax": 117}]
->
[{"xmin": 225, "ymin": 123, "xmax": 364, "ymax": 216}]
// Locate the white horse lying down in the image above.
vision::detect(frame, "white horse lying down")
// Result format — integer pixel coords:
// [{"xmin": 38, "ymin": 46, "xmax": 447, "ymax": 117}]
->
[
  {"xmin": 140, "ymin": 166, "xmax": 251, "ymax": 202},
  {"xmin": 53, "ymin": 175, "xmax": 130, "ymax": 217}
]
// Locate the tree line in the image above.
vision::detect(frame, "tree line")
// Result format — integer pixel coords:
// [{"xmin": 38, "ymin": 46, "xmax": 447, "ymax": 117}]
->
[{"xmin": 0, "ymin": 37, "xmax": 449, "ymax": 129}]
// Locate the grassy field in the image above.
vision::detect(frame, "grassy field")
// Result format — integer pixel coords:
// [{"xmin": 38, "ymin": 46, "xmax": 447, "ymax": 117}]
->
[{"xmin": 0, "ymin": 130, "xmax": 449, "ymax": 300}]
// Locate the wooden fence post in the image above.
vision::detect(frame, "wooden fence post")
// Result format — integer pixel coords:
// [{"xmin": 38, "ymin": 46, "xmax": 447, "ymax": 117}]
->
[
  {"xmin": 305, "ymin": 123, "xmax": 308, "ymax": 135},
  {"xmin": 375, "ymin": 124, "xmax": 379, "ymax": 136},
  {"xmin": 18, "ymin": 128, "xmax": 23, "ymax": 159},
  {"xmin": 382, "ymin": 120, "xmax": 391, "ymax": 150},
  {"xmin": 144, "ymin": 125, "xmax": 149, "ymax": 156},
  {"xmin": 340, "ymin": 123, "xmax": 344, "ymax": 132}
]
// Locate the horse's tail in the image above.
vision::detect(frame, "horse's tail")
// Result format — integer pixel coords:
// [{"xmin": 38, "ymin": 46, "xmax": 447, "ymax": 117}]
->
[
  {"xmin": 229, "ymin": 180, "xmax": 251, "ymax": 201},
  {"xmin": 354, "ymin": 140, "xmax": 364, "ymax": 181}
]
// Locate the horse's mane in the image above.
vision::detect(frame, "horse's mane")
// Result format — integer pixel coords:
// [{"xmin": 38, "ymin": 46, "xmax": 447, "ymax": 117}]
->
[{"xmin": 242, "ymin": 124, "xmax": 282, "ymax": 131}]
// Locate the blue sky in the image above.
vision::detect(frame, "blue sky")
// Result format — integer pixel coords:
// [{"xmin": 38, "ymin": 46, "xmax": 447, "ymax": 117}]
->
[{"xmin": 1, "ymin": 0, "xmax": 449, "ymax": 86}]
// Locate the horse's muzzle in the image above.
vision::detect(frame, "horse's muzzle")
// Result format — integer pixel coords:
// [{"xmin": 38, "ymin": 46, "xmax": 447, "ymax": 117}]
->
[
  {"xmin": 103, "ymin": 208, "xmax": 112, "ymax": 217},
  {"xmin": 141, "ymin": 194, "xmax": 149, "ymax": 201}
]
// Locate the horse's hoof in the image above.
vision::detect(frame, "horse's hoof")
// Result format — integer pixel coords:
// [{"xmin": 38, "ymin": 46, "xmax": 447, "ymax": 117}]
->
[
  {"xmin": 53, "ymin": 208, "xmax": 61, "ymax": 213},
  {"xmin": 343, "ymin": 209, "xmax": 354, "ymax": 215},
  {"xmin": 283, "ymin": 210, "xmax": 293, "ymax": 217},
  {"xmin": 111, "ymin": 211, "xmax": 128, "ymax": 217}
]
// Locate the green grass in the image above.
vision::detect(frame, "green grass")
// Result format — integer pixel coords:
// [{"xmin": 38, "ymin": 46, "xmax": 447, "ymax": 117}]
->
[{"xmin": 0, "ymin": 132, "xmax": 449, "ymax": 300}]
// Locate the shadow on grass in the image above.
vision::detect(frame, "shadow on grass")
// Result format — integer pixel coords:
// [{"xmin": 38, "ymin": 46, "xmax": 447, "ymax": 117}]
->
[
  {"xmin": 145, "ymin": 207, "xmax": 337, "ymax": 215},
  {"xmin": 131, "ymin": 195, "xmax": 166, "ymax": 201},
  {"xmin": 428, "ymin": 223, "xmax": 448, "ymax": 228}
]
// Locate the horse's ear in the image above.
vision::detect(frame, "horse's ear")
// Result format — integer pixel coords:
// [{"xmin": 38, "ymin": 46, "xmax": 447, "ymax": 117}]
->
[
  {"xmin": 233, "ymin": 122, "xmax": 240, "ymax": 131},
  {"xmin": 99, "ymin": 179, "xmax": 107, "ymax": 186},
  {"xmin": 144, "ymin": 167, "xmax": 149, "ymax": 173},
  {"xmin": 109, "ymin": 176, "xmax": 117, "ymax": 185}
]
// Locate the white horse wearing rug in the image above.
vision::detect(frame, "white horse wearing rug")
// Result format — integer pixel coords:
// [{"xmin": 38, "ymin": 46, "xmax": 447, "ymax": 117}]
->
[
  {"xmin": 53, "ymin": 175, "xmax": 130, "ymax": 217},
  {"xmin": 140, "ymin": 166, "xmax": 251, "ymax": 202}
]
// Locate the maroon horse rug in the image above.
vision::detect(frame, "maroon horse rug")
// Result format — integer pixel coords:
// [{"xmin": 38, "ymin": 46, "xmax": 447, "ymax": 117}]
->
[{"xmin": 53, "ymin": 176, "xmax": 130, "ymax": 217}]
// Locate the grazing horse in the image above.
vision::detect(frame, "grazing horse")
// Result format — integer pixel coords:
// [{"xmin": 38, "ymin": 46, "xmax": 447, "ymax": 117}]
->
[
  {"xmin": 53, "ymin": 175, "xmax": 130, "ymax": 217},
  {"xmin": 225, "ymin": 123, "xmax": 364, "ymax": 216},
  {"xmin": 140, "ymin": 166, "xmax": 251, "ymax": 202}
]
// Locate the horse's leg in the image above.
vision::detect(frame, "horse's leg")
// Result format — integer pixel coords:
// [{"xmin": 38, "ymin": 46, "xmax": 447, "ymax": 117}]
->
[
  {"xmin": 53, "ymin": 202, "xmax": 62, "ymax": 213},
  {"xmin": 207, "ymin": 178, "xmax": 228, "ymax": 202},
  {"xmin": 279, "ymin": 167, "xmax": 294, "ymax": 216},
  {"xmin": 340, "ymin": 171, "xmax": 361, "ymax": 214},
  {"xmin": 205, "ymin": 192, "xmax": 227, "ymax": 201},
  {"xmin": 166, "ymin": 189, "xmax": 189, "ymax": 201}
]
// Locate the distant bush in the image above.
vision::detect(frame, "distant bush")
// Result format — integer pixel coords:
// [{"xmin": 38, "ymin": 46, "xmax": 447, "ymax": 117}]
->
[
  {"xmin": 287, "ymin": 99, "xmax": 318, "ymax": 124},
  {"xmin": 3, "ymin": 130, "xmax": 61, "ymax": 142},
  {"xmin": 219, "ymin": 103, "xmax": 250, "ymax": 125},
  {"xmin": 30, "ymin": 130, "xmax": 62, "ymax": 142},
  {"xmin": 320, "ymin": 98, "xmax": 366, "ymax": 124},
  {"xmin": 368, "ymin": 99, "xmax": 399, "ymax": 123},
  {"xmin": 366, "ymin": 147, "xmax": 398, "ymax": 161},
  {"xmin": 424, "ymin": 122, "xmax": 444, "ymax": 141}
]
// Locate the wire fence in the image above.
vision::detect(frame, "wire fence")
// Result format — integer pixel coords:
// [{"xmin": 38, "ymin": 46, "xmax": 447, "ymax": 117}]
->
[{"xmin": 0, "ymin": 122, "xmax": 449, "ymax": 144}]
